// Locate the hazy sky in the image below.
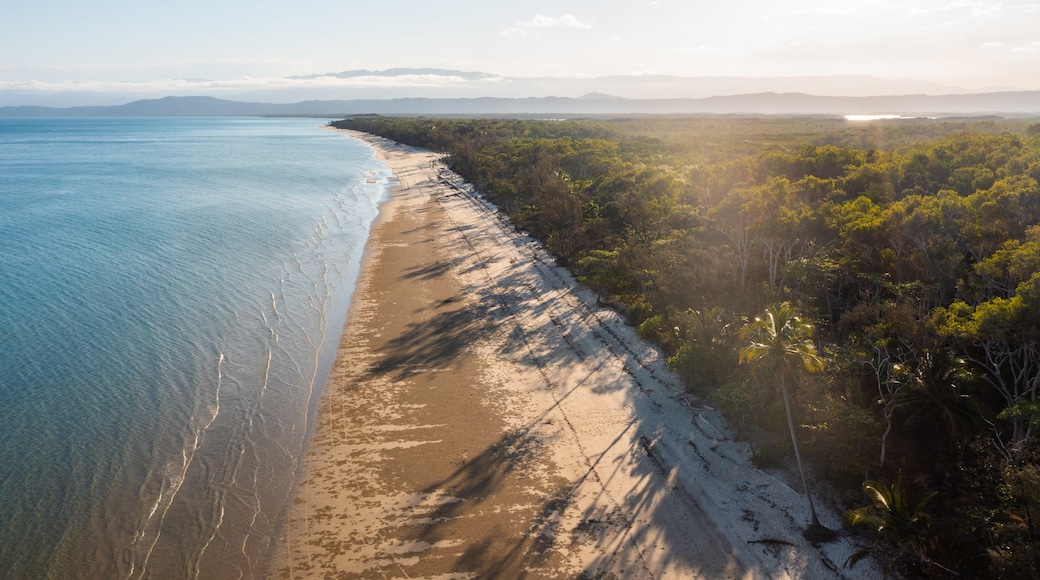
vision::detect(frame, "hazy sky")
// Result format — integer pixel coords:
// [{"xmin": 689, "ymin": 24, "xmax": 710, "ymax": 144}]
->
[{"xmin": 2, "ymin": 0, "xmax": 1039, "ymax": 91}]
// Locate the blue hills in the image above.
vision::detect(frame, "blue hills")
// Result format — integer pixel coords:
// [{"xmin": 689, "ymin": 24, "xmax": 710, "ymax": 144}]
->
[{"xmin": 3, "ymin": 91, "xmax": 1040, "ymax": 117}]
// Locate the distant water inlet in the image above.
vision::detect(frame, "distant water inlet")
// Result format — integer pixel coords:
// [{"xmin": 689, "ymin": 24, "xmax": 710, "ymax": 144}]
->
[
  {"xmin": 844, "ymin": 114, "xmax": 904, "ymax": 121},
  {"xmin": 0, "ymin": 118, "xmax": 391, "ymax": 577}
]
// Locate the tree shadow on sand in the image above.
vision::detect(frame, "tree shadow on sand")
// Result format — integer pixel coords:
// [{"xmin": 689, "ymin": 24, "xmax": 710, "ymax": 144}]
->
[
  {"xmin": 399, "ymin": 260, "xmax": 453, "ymax": 281},
  {"xmin": 366, "ymin": 199, "xmax": 811, "ymax": 576},
  {"xmin": 382, "ymin": 393, "xmax": 589, "ymax": 577},
  {"xmin": 368, "ymin": 300, "xmax": 489, "ymax": 380},
  {"xmin": 573, "ymin": 429, "xmax": 752, "ymax": 579},
  {"xmin": 414, "ymin": 429, "xmax": 571, "ymax": 577},
  {"xmin": 441, "ymin": 257, "xmax": 773, "ymax": 577}
]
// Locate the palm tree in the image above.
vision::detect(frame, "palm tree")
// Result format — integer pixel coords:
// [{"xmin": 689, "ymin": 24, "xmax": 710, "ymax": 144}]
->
[
  {"xmin": 888, "ymin": 349, "xmax": 982, "ymax": 470},
  {"xmin": 846, "ymin": 475, "xmax": 941, "ymax": 576},
  {"xmin": 739, "ymin": 302, "xmax": 831, "ymax": 539}
]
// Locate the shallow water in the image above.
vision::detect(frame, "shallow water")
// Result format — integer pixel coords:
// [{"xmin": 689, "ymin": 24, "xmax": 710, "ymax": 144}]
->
[{"xmin": 0, "ymin": 117, "xmax": 390, "ymax": 577}]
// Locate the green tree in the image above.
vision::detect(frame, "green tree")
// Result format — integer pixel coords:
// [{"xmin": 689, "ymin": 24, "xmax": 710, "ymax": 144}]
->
[
  {"xmin": 739, "ymin": 302, "xmax": 830, "ymax": 537},
  {"xmin": 888, "ymin": 349, "xmax": 982, "ymax": 470},
  {"xmin": 936, "ymin": 273, "xmax": 1040, "ymax": 460},
  {"xmin": 846, "ymin": 475, "xmax": 940, "ymax": 576},
  {"xmin": 668, "ymin": 306, "xmax": 737, "ymax": 389}
]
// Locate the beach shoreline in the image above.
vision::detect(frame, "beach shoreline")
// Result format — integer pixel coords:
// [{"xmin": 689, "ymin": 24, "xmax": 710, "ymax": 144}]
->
[{"xmin": 272, "ymin": 129, "xmax": 877, "ymax": 578}]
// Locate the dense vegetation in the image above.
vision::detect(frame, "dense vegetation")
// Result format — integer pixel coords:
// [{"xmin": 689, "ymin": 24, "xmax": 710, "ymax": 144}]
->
[{"xmin": 333, "ymin": 115, "xmax": 1040, "ymax": 577}]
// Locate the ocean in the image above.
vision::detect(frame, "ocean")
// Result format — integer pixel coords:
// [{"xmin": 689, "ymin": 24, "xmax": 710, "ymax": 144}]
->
[{"xmin": 0, "ymin": 117, "xmax": 393, "ymax": 578}]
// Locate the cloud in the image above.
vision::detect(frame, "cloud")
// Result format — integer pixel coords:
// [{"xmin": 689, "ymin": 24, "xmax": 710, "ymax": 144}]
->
[
  {"xmin": 921, "ymin": 0, "xmax": 1040, "ymax": 21},
  {"xmin": 1011, "ymin": 41, "xmax": 1040, "ymax": 53},
  {"xmin": 0, "ymin": 73, "xmax": 504, "ymax": 95},
  {"xmin": 763, "ymin": 1, "xmax": 1016, "ymax": 40},
  {"xmin": 501, "ymin": 14, "xmax": 592, "ymax": 37},
  {"xmin": 0, "ymin": 56, "xmax": 315, "ymax": 85},
  {"xmin": 978, "ymin": 39, "xmax": 1040, "ymax": 53},
  {"xmin": 750, "ymin": 0, "xmax": 1040, "ymax": 74}
]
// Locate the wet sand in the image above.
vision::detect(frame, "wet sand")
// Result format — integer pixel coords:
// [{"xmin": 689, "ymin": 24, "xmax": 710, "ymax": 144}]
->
[{"xmin": 273, "ymin": 130, "xmax": 875, "ymax": 579}]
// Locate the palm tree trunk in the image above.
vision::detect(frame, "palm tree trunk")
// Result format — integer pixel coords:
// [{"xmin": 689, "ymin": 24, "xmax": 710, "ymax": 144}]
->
[
  {"xmin": 880, "ymin": 407, "xmax": 893, "ymax": 468},
  {"xmin": 781, "ymin": 371, "xmax": 821, "ymax": 527}
]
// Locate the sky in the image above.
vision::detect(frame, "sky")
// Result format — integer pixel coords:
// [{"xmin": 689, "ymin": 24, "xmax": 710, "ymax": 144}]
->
[{"xmin": 2, "ymin": 0, "xmax": 1039, "ymax": 104}]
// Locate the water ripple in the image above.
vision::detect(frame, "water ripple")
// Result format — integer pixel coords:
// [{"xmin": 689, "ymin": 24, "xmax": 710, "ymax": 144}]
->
[{"xmin": 0, "ymin": 117, "xmax": 388, "ymax": 578}]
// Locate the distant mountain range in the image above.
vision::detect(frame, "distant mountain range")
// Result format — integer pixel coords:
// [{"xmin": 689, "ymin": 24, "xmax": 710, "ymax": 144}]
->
[
  {"xmin": 1, "ymin": 68, "xmax": 1030, "ymax": 109},
  {"xmin": 277, "ymin": 68, "xmax": 993, "ymax": 99},
  {"xmin": 3, "ymin": 91, "xmax": 1040, "ymax": 117}
]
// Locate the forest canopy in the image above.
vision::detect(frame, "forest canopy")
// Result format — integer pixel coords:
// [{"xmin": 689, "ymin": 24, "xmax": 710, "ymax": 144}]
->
[{"xmin": 332, "ymin": 115, "xmax": 1040, "ymax": 578}]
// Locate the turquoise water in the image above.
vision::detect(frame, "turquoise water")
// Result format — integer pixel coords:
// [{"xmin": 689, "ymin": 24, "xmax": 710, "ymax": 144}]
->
[{"xmin": 0, "ymin": 117, "xmax": 392, "ymax": 578}]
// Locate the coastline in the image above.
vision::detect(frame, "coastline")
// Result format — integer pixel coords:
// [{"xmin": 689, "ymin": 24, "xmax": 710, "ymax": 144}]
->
[{"xmin": 273, "ymin": 129, "xmax": 876, "ymax": 578}]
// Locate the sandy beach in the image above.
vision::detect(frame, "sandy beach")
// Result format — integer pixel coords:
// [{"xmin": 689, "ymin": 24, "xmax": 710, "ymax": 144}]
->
[{"xmin": 273, "ymin": 130, "xmax": 877, "ymax": 579}]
